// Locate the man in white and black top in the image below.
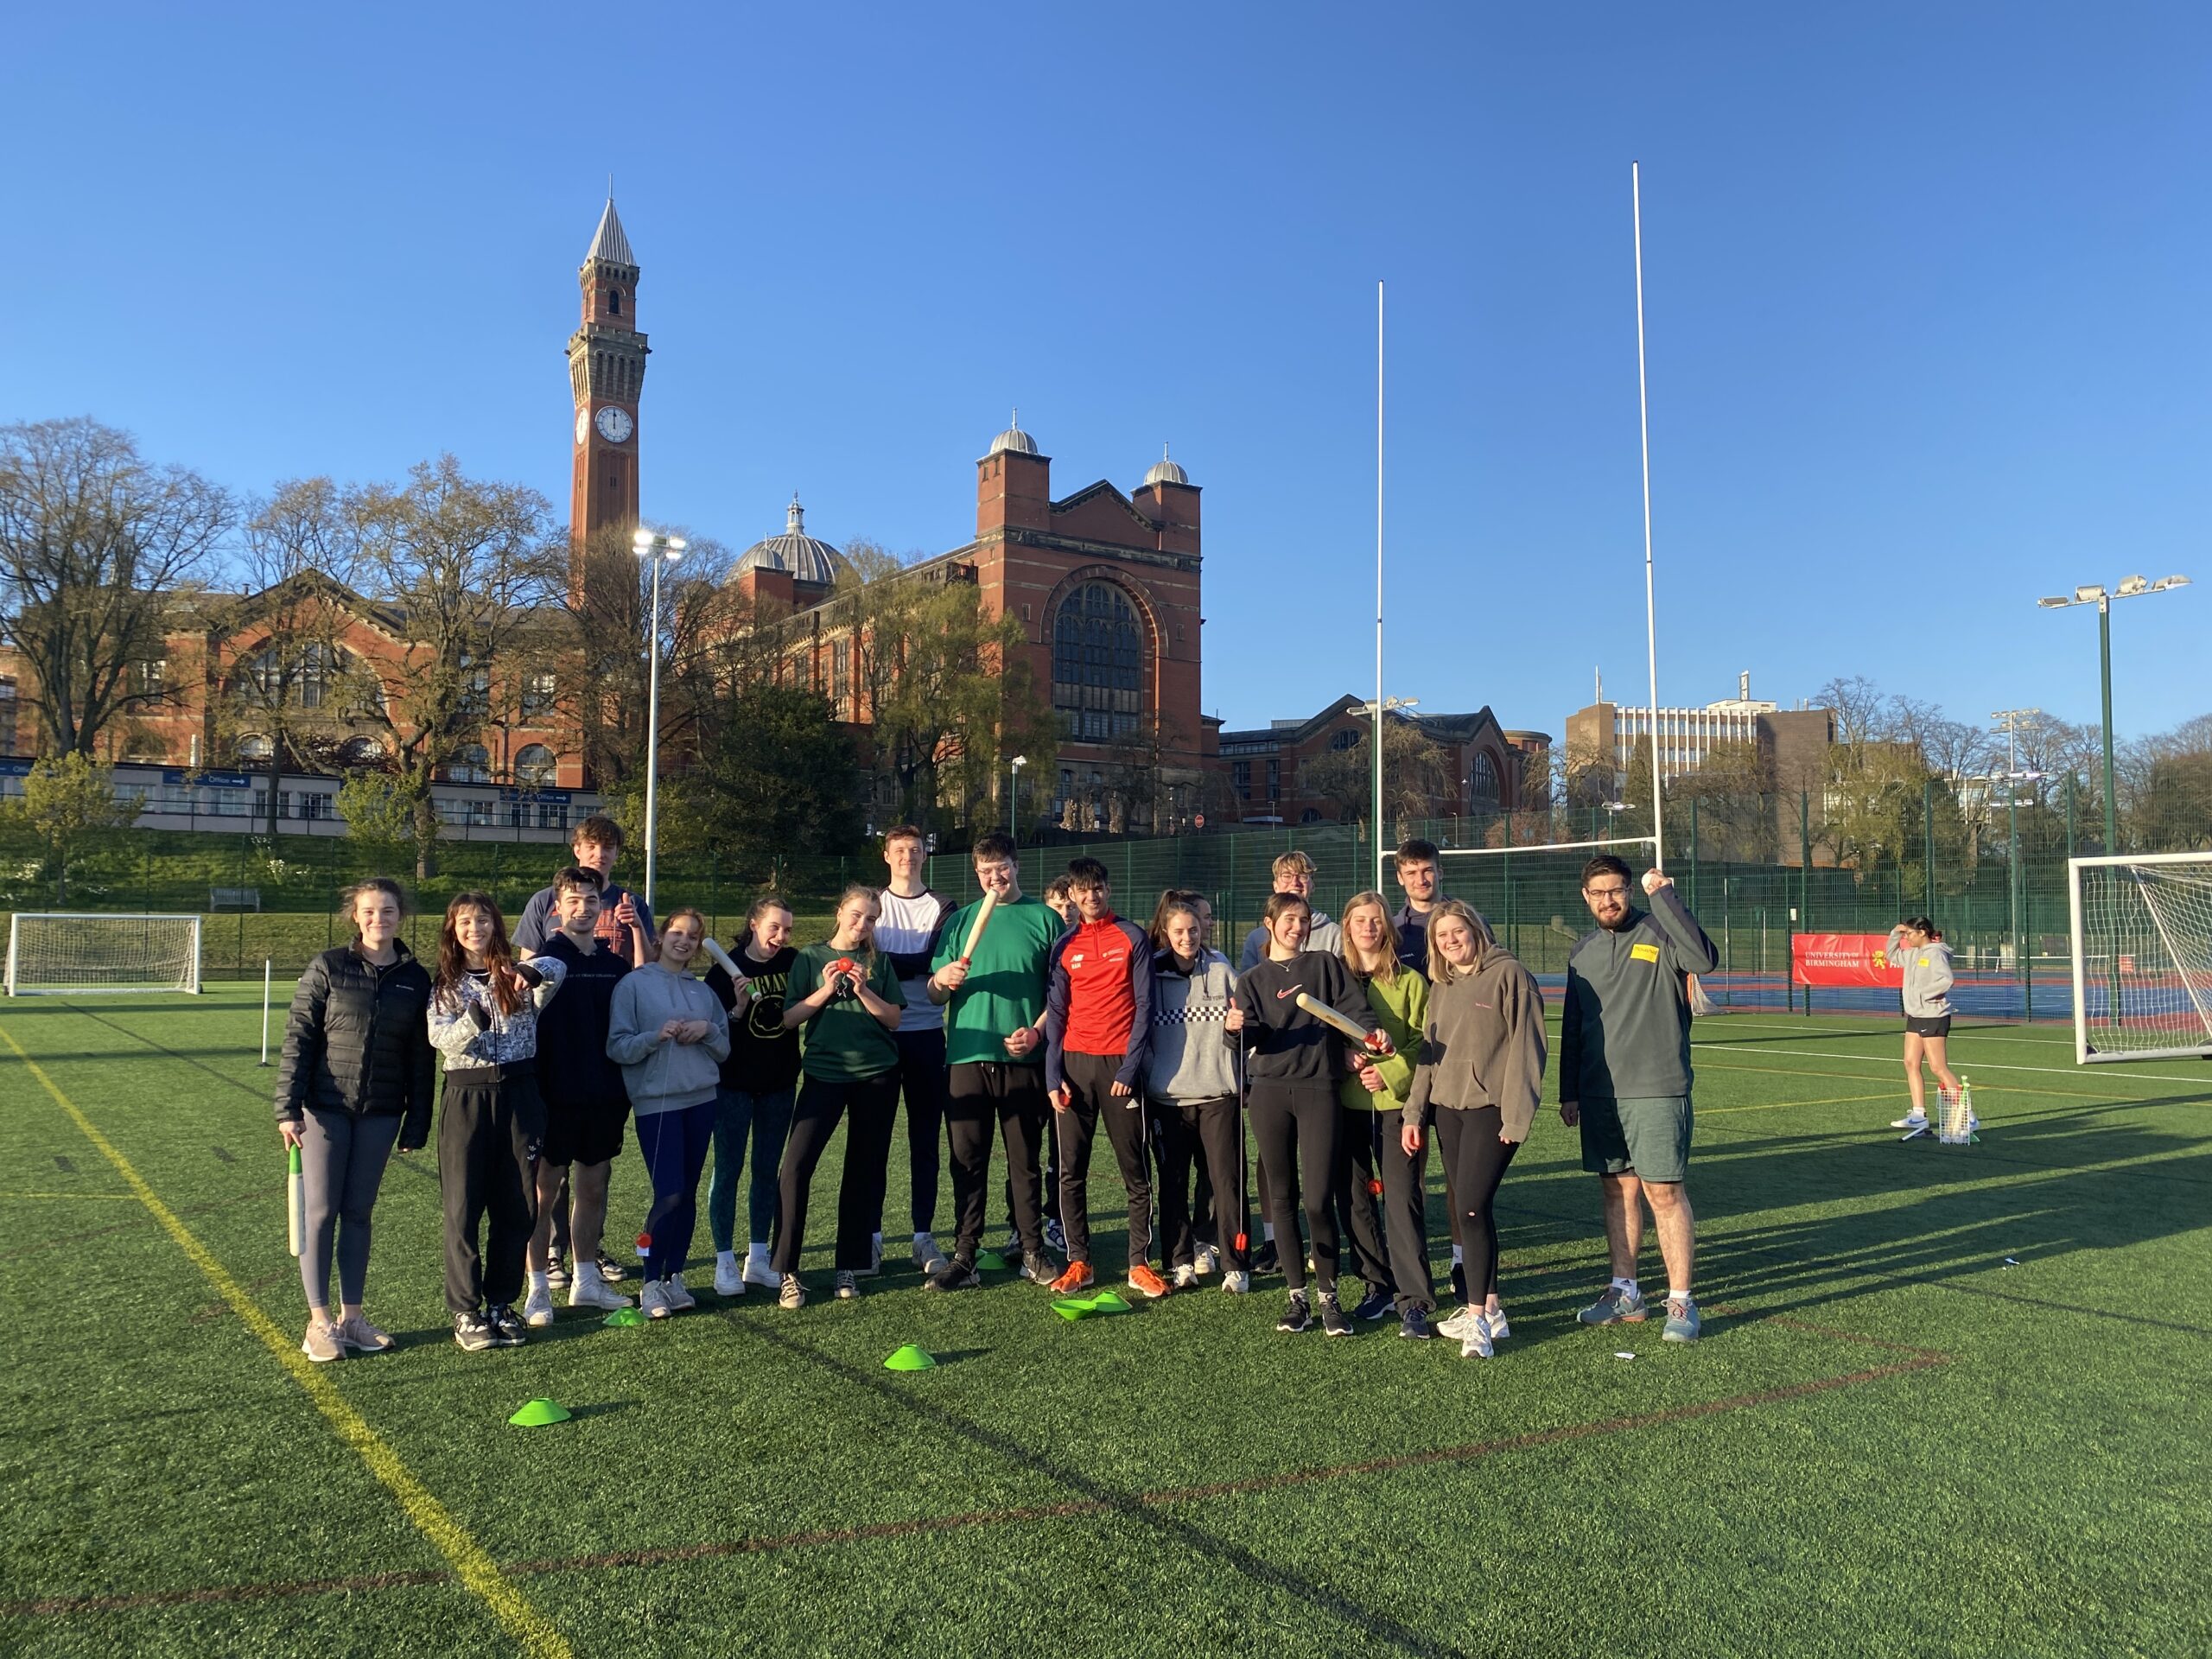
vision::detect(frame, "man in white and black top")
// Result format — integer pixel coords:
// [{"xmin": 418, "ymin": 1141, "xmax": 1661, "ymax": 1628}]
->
[{"xmin": 877, "ymin": 824, "xmax": 953, "ymax": 1274}]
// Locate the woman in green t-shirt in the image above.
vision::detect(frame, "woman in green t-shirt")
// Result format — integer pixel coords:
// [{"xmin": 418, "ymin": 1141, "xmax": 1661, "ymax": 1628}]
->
[{"xmin": 770, "ymin": 884, "xmax": 906, "ymax": 1307}]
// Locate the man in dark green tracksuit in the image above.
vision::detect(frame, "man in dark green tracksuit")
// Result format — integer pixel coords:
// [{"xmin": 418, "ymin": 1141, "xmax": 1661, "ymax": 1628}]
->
[{"xmin": 1559, "ymin": 854, "xmax": 1718, "ymax": 1342}]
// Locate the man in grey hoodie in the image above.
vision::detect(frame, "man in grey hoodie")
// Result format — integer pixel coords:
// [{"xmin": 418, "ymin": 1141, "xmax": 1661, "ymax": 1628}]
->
[{"xmin": 1560, "ymin": 855, "xmax": 1719, "ymax": 1343}]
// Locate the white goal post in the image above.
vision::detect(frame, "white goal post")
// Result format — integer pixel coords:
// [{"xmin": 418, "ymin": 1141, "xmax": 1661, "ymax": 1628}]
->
[
  {"xmin": 4, "ymin": 913, "xmax": 203, "ymax": 996},
  {"xmin": 2069, "ymin": 853, "xmax": 2212, "ymax": 1065}
]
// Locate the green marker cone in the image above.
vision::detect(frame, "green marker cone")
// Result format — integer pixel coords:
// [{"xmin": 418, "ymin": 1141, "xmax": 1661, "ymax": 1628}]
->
[
  {"xmin": 884, "ymin": 1344, "xmax": 937, "ymax": 1371},
  {"xmin": 1051, "ymin": 1299, "xmax": 1096, "ymax": 1321},
  {"xmin": 508, "ymin": 1397, "xmax": 571, "ymax": 1427},
  {"xmin": 1087, "ymin": 1290, "xmax": 1134, "ymax": 1315},
  {"xmin": 975, "ymin": 1249, "xmax": 1007, "ymax": 1273},
  {"xmin": 601, "ymin": 1306, "xmax": 646, "ymax": 1327}
]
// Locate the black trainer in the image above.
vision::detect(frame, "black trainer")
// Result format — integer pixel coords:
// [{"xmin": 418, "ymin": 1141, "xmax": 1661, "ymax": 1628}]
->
[
  {"xmin": 545, "ymin": 1252, "xmax": 570, "ymax": 1290},
  {"xmin": 1253, "ymin": 1240, "xmax": 1281, "ymax": 1275},
  {"xmin": 1276, "ymin": 1290, "xmax": 1313, "ymax": 1333},
  {"xmin": 453, "ymin": 1310, "xmax": 496, "ymax": 1352},
  {"xmin": 1398, "ymin": 1306, "xmax": 1436, "ymax": 1340},
  {"xmin": 1318, "ymin": 1290, "xmax": 1351, "ymax": 1338},
  {"xmin": 596, "ymin": 1250, "xmax": 629, "ymax": 1283},
  {"xmin": 924, "ymin": 1257, "xmax": 982, "ymax": 1293},
  {"xmin": 1351, "ymin": 1287, "xmax": 1394, "ymax": 1321},
  {"xmin": 486, "ymin": 1304, "xmax": 527, "ymax": 1346},
  {"xmin": 1020, "ymin": 1250, "xmax": 1061, "ymax": 1287}
]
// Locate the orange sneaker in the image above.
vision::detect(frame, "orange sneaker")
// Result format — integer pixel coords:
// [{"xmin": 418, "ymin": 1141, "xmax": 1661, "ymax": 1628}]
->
[
  {"xmin": 1049, "ymin": 1261, "xmax": 1096, "ymax": 1296},
  {"xmin": 1127, "ymin": 1264, "xmax": 1171, "ymax": 1299}
]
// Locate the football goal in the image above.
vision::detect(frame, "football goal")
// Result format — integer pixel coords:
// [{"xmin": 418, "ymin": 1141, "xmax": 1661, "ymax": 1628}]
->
[
  {"xmin": 4, "ymin": 913, "xmax": 203, "ymax": 996},
  {"xmin": 2069, "ymin": 853, "xmax": 2212, "ymax": 1064}
]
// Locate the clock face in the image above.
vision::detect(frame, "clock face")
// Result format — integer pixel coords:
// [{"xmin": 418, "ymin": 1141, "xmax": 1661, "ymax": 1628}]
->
[
  {"xmin": 594, "ymin": 405, "xmax": 635, "ymax": 444},
  {"xmin": 574, "ymin": 408, "xmax": 588, "ymax": 447}
]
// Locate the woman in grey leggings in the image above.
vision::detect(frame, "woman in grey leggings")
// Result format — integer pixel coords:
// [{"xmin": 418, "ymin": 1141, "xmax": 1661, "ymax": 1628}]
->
[{"xmin": 275, "ymin": 879, "xmax": 436, "ymax": 1363}]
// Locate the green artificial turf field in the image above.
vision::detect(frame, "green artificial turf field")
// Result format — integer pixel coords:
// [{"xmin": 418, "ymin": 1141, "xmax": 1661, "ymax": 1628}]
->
[{"xmin": 3, "ymin": 989, "xmax": 2207, "ymax": 1658}]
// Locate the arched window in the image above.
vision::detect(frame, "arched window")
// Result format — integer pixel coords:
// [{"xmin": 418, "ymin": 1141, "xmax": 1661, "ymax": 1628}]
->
[
  {"xmin": 1330, "ymin": 728, "xmax": 1360, "ymax": 751},
  {"xmin": 513, "ymin": 745, "xmax": 556, "ymax": 787},
  {"xmin": 448, "ymin": 744, "xmax": 492, "ymax": 784},
  {"xmin": 607, "ymin": 289, "xmax": 621, "ymax": 316},
  {"xmin": 1469, "ymin": 751, "xmax": 1502, "ymax": 810},
  {"xmin": 338, "ymin": 736, "xmax": 385, "ymax": 769},
  {"xmin": 237, "ymin": 734, "xmax": 274, "ymax": 763},
  {"xmin": 1300, "ymin": 807, "xmax": 1324, "ymax": 824},
  {"xmin": 1051, "ymin": 581, "xmax": 1143, "ymax": 741}
]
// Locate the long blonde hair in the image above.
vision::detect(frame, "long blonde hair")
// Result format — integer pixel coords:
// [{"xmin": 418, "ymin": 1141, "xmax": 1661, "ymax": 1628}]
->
[
  {"xmin": 1337, "ymin": 890, "xmax": 1402, "ymax": 986},
  {"xmin": 827, "ymin": 882, "xmax": 880, "ymax": 965},
  {"xmin": 1424, "ymin": 899, "xmax": 1494, "ymax": 986}
]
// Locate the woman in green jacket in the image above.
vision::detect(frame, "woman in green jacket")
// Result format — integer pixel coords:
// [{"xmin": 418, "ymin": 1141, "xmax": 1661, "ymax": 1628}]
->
[{"xmin": 1338, "ymin": 891, "xmax": 1436, "ymax": 1340}]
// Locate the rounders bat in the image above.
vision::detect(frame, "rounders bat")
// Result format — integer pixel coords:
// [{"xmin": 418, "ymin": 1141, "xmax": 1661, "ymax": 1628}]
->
[
  {"xmin": 957, "ymin": 891, "xmax": 1000, "ymax": 966},
  {"xmin": 1293, "ymin": 991, "xmax": 1393, "ymax": 1057}
]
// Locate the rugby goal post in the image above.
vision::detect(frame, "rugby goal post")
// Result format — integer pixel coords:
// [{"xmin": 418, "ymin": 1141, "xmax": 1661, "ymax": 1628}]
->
[
  {"xmin": 4, "ymin": 913, "xmax": 203, "ymax": 996},
  {"xmin": 2069, "ymin": 852, "xmax": 2212, "ymax": 1064}
]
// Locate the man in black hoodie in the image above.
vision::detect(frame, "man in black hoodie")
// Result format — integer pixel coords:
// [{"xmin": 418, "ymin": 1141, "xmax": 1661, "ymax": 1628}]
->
[{"xmin": 1560, "ymin": 855, "xmax": 1719, "ymax": 1343}]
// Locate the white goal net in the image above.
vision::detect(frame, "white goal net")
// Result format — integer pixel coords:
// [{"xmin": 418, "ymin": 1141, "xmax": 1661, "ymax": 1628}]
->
[
  {"xmin": 4, "ymin": 913, "xmax": 203, "ymax": 996},
  {"xmin": 2069, "ymin": 854, "xmax": 2212, "ymax": 1064}
]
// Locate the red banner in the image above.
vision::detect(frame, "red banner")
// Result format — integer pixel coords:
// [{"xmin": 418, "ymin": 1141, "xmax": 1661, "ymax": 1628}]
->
[{"xmin": 1791, "ymin": 932, "xmax": 1906, "ymax": 988}]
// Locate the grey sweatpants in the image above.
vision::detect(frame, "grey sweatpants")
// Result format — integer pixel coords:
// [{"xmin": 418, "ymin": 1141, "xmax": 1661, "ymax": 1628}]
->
[{"xmin": 298, "ymin": 1108, "xmax": 403, "ymax": 1311}]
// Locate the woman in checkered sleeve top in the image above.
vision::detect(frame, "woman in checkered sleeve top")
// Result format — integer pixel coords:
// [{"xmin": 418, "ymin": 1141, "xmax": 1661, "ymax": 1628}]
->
[{"xmin": 1144, "ymin": 899, "xmax": 1250, "ymax": 1290}]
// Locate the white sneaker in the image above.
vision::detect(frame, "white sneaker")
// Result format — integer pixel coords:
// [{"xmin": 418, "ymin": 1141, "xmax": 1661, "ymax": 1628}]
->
[
  {"xmin": 664, "ymin": 1276, "xmax": 696, "ymax": 1312},
  {"xmin": 1459, "ymin": 1323, "xmax": 1496, "ymax": 1359},
  {"xmin": 1193, "ymin": 1244, "xmax": 1222, "ymax": 1276},
  {"xmin": 1173, "ymin": 1263, "xmax": 1198, "ymax": 1289},
  {"xmin": 1481, "ymin": 1306, "xmax": 1511, "ymax": 1342},
  {"xmin": 522, "ymin": 1280, "xmax": 556, "ymax": 1328},
  {"xmin": 1221, "ymin": 1270, "xmax": 1252, "ymax": 1294},
  {"xmin": 779, "ymin": 1273, "xmax": 805, "ymax": 1310},
  {"xmin": 1436, "ymin": 1305, "xmax": 1483, "ymax": 1341},
  {"xmin": 640, "ymin": 1280, "xmax": 674, "ymax": 1320},
  {"xmin": 743, "ymin": 1248, "xmax": 779, "ymax": 1290},
  {"xmin": 912, "ymin": 1234, "xmax": 947, "ymax": 1274},
  {"xmin": 568, "ymin": 1264, "xmax": 632, "ymax": 1311},
  {"xmin": 1891, "ymin": 1112, "xmax": 1929, "ymax": 1129},
  {"xmin": 714, "ymin": 1252, "xmax": 746, "ymax": 1297},
  {"xmin": 835, "ymin": 1270, "xmax": 860, "ymax": 1300}
]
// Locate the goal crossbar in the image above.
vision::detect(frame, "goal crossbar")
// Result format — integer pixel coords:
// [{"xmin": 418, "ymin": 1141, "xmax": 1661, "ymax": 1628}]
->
[
  {"xmin": 1434, "ymin": 836, "xmax": 1658, "ymax": 860},
  {"xmin": 4, "ymin": 912, "xmax": 204, "ymax": 996}
]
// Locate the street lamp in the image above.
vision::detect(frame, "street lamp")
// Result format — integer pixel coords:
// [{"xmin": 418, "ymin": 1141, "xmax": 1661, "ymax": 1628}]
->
[
  {"xmin": 1007, "ymin": 754, "xmax": 1027, "ymax": 841},
  {"xmin": 632, "ymin": 526, "xmax": 687, "ymax": 906},
  {"xmin": 2037, "ymin": 574, "xmax": 2190, "ymax": 853}
]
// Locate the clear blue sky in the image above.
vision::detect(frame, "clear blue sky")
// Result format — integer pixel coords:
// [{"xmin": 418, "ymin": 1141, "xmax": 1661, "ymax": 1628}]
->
[{"xmin": 8, "ymin": 4, "xmax": 2207, "ymax": 742}]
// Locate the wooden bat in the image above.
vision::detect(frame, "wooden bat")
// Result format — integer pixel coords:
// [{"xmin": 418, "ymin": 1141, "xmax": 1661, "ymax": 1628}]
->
[
  {"xmin": 1293, "ymin": 991, "xmax": 1393, "ymax": 1057},
  {"xmin": 957, "ymin": 891, "xmax": 1000, "ymax": 966}
]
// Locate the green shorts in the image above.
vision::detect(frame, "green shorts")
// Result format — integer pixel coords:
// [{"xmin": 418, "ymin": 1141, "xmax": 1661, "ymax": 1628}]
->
[{"xmin": 1578, "ymin": 1095, "xmax": 1694, "ymax": 1183}]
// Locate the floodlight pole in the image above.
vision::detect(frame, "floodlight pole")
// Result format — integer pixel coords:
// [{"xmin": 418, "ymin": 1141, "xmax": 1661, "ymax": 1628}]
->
[
  {"xmin": 1374, "ymin": 279, "xmax": 1387, "ymax": 892},
  {"xmin": 633, "ymin": 528, "xmax": 687, "ymax": 907},
  {"xmin": 1632, "ymin": 162, "xmax": 1665, "ymax": 870},
  {"xmin": 2097, "ymin": 597, "xmax": 2117, "ymax": 855},
  {"xmin": 1008, "ymin": 754, "xmax": 1027, "ymax": 840}
]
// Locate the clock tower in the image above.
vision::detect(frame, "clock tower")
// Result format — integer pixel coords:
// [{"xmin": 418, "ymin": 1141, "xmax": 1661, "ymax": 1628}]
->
[{"xmin": 568, "ymin": 198, "xmax": 649, "ymax": 561}]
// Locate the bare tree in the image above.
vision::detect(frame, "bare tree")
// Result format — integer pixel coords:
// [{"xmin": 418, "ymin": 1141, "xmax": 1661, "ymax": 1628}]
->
[
  {"xmin": 344, "ymin": 456, "xmax": 563, "ymax": 874},
  {"xmin": 0, "ymin": 417, "xmax": 232, "ymax": 756}
]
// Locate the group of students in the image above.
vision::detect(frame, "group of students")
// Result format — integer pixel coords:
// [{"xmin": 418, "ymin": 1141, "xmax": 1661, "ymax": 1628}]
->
[{"xmin": 275, "ymin": 814, "xmax": 1722, "ymax": 1363}]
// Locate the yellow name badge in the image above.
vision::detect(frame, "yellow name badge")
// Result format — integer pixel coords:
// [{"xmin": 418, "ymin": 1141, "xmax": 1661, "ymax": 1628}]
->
[{"xmin": 1630, "ymin": 943, "xmax": 1662, "ymax": 963}]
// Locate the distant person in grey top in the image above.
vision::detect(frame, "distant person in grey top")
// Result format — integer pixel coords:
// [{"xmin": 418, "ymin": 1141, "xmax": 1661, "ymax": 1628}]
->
[
  {"xmin": 1560, "ymin": 854, "xmax": 1718, "ymax": 1343},
  {"xmin": 1885, "ymin": 916, "xmax": 1967, "ymax": 1135}
]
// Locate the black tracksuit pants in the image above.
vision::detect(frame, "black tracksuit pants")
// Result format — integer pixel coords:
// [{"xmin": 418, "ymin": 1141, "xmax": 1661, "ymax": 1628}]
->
[
  {"xmin": 1153, "ymin": 1095, "xmax": 1247, "ymax": 1272},
  {"xmin": 895, "ymin": 1027, "xmax": 949, "ymax": 1236},
  {"xmin": 947, "ymin": 1059, "xmax": 1051, "ymax": 1263},
  {"xmin": 1342, "ymin": 1105, "xmax": 1436, "ymax": 1313},
  {"xmin": 1247, "ymin": 1080, "xmax": 1341, "ymax": 1293},
  {"xmin": 1054, "ymin": 1051, "xmax": 1152, "ymax": 1269},
  {"xmin": 1435, "ymin": 1106, "xmax": 1518, "ymax": 1303},
  {"xmin": 438, "ymin": 1070, "xmax": 543, "ymax": 1315},
  {"xmin": 772, "ymin": 1071, "xmax": 899, "ymax": 1274}
]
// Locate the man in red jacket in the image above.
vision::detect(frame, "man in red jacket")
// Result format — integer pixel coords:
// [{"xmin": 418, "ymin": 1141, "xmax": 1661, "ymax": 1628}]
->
[{"xmin": 1044, "ymin": 858, "xmax": 1166, "ymax": 1299}]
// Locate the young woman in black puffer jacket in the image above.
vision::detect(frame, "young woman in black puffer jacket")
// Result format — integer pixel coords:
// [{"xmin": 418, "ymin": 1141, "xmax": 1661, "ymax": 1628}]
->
[{"xmin": 275, "ymin": 878, "xmax": 435, "ymax": 1363}]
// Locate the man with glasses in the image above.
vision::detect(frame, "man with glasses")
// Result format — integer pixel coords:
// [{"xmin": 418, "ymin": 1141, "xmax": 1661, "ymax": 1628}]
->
[{"xmin": 1560, "ymin": 854, "xmax": 1718, "ymax": 1342}]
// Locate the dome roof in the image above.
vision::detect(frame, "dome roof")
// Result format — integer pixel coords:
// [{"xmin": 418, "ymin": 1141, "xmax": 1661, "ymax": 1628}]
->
[
  {"xmin": 987, "ymin": 408, "xmax": 1039, "ymax": 457},
  {"xmin": 734, "ymin": 496, "xmax": 850, "ymax": 587},
  {"xmin": 1143, "ymin": 442, "xmax": 1189, "ymax": 486}
]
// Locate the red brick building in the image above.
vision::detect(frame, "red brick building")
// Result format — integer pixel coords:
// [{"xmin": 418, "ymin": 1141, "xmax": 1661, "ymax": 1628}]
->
[{"xmin": 1212, "ymin": 695, "xmax": 1550, "ymax": 827}]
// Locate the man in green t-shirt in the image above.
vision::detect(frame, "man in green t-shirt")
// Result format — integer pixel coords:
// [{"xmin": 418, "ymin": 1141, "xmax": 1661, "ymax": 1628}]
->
[{"xmin": 921, "ymin": 832, "xmax": 1066, "ymax": 1290}]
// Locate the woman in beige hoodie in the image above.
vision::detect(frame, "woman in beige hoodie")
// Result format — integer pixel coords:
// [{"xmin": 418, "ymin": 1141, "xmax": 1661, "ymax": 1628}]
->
[{"xmin": 1404, "ymin": 902, "xmax": 1548, "ymax": 1359}]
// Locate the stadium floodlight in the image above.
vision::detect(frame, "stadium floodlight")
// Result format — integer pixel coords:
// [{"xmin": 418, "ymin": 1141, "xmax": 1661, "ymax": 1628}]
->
[
  {"xmin": 1008, "ymin": 754, "xmax": 1026, "ymax": 839},
  {"xmin": 2036, "ymin": 569, "xmax": 2192, "ymax": 857},
  {"xmin": 632, "ymin": 527, "xmax": 687, "ymax": 906}
]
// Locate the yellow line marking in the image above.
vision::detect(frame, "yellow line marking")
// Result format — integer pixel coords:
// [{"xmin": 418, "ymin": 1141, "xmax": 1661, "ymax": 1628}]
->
[
  {"xmin": 0, "ymin": 1026, "xmax": 573, "ymax": 1659},
  {"xmin": 1698, "ymin": 1090, "xmax": 1897, "ymax": 1116},
  {"xmin": 0, "ymin": 1191, "xmax": 140, "ymax": 1200}
]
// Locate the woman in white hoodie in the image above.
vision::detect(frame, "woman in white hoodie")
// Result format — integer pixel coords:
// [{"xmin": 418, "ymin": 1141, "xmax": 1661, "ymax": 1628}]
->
[
  {"xmin": 607, "ymin": 908, "xmax": 732, "ymax": 1318},
  {"xmin": 1886, "ymin": 916, "xmax": 1963, "ymax": 1134}
]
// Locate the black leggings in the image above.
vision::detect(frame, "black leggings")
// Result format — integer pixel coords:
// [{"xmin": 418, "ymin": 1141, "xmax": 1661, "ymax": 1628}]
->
[
  {"xmin": 1248, "ymin": 1083, "xmax": 1341, "ymax": 1292},
  {"xmin": 1152, "ymin": 1095, "xmax": 1247, "ymax": 1271},
  {"xmin": 772, "ymin": 1071, "xmax": 899, "ymax": 1274},
  {"xmin": 1434, "ymin": 1107, "xmax": 1518, "ymax": 1304}
]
